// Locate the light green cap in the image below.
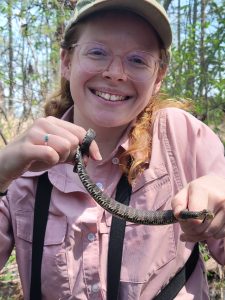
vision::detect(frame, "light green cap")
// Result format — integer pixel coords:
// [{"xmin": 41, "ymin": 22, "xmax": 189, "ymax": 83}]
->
[{"xmin": 65, "ymin": 0, "xmax": 172, "ymax": 61}]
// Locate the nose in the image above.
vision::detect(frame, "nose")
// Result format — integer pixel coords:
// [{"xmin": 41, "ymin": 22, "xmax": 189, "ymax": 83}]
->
[{"xmin": 102, "ymin": 56, "xmax": 127, "ymax": 81}]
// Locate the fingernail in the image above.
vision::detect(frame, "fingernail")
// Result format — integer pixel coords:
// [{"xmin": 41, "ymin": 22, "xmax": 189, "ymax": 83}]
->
[{"xmin": 94, "ymin": 151, "xmax": 102, "ymax": 161}]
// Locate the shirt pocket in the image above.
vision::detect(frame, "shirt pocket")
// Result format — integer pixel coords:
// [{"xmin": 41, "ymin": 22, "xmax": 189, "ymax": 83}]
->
[
  {"xmin": 15, "ymin": 211, "xmax": 71, "ymax": 298},
  {"xmin": 103, "ymin": 164, "xmax": 176, "ymax": 284},
  {"xmin": 16, "ymin": 211, "xmax": 67, "ymax": 249}
]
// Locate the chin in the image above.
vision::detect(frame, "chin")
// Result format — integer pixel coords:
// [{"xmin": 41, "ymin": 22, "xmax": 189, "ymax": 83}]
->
[{"xmin": 94, "ymin": 119, "xmax": 130, "ymax": 129}]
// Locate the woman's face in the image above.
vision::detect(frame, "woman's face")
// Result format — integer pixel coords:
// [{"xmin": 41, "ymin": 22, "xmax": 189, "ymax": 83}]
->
[{"xmin": 61, "ymin": 11, "xmax": 164, "ymax": 130}]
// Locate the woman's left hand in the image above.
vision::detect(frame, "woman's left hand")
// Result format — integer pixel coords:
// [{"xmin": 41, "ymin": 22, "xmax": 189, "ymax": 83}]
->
[{"xmin": 172, "ymin": 175, "xmax": 225, "ymax": 242}]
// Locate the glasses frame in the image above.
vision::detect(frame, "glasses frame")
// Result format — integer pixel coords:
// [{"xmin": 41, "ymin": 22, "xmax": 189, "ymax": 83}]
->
[{"xmin": 68, "ymin": 41, "xmax": 166, "ymax": 82}]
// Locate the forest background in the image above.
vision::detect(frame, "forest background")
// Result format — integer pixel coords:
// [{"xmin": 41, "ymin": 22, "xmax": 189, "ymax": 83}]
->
[{"xmin": 0, "ymin": 0, "xmax": 224, "ymax": 299}]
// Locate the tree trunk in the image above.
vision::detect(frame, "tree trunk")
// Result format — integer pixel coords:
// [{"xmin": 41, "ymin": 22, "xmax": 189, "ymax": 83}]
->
[
  {"xmin": 177, "ymin": 0, "xmax": 181, "ymax": 70},
  {"xmin": 199, "ymin": 0, "xmax": 207, "ymax": 98},
  {"xmin": 186, "ymin": 0, "xmax": 198, "ymax": 97},
  {"xmin": 163, "ymin": 0, "xmax": 173, "ymax": 11},
  {"xmin": 7, "ymin": 0, "xmax": 13, "ymax": 112}
]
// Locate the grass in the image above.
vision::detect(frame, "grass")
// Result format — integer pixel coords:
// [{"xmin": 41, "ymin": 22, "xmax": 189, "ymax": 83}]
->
[{"xmin": 0, "ymin": 251, "xmax": 23, "ymax": 300}]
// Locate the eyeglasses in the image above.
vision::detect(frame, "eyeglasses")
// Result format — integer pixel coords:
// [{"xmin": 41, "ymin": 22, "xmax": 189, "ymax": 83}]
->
[{"xmin": 69, "ymin": 42, "xmax": 164, "ymax": 82}]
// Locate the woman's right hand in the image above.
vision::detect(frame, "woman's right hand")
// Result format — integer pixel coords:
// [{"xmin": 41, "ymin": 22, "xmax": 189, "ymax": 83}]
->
[{"xmin": 0, "ymin": 116, "xmax": 102, "ymax": 190}]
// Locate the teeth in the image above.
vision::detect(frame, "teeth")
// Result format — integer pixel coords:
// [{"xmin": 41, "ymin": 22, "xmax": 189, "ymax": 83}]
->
[{"xmin": 95, "ymin": 90, "xmax": 126, "ymax": 101}]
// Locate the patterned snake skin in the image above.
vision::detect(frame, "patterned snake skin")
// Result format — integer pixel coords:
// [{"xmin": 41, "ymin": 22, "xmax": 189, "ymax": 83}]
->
[{"xmin": 73, "ymin": 129, "xmax": 214, "ymax": 225}]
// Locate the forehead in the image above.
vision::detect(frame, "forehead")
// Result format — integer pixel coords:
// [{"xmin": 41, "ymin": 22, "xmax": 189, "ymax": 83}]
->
[{"xmin": 76, "ymin": 9, "xmax": 161, "ymax": 50}]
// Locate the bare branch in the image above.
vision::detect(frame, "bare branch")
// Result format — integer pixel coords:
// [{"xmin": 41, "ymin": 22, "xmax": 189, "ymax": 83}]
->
[{"xmin": 0, "ymin": 129, "xmax": 7, "ymax": 145}]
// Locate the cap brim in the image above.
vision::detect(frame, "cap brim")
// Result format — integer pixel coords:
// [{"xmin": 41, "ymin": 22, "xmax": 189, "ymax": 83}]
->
[{"xmin": 73, "ymin": 0, "xmax": 172, "ymax": 49}]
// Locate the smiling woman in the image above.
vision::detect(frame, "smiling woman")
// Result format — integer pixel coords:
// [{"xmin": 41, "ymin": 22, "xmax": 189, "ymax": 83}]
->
[
  {"xmin": 1, "ymin": 1, "xmax": 225, "ymax": 300},
  {"xmin": 47, "ymin": 8, "xmax": 171, "ymax": 179}
]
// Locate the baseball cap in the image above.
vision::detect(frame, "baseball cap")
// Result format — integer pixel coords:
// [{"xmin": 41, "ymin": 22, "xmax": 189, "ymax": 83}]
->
[{"xmin": 65, "ymin": 0, "xmax": 172, "ymax": 60}]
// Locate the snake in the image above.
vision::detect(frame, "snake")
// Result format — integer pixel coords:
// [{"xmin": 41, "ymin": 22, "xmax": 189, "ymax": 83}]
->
[{"xmin": 73, "ymin": 129, "xmax": 214, "ymax": 225}]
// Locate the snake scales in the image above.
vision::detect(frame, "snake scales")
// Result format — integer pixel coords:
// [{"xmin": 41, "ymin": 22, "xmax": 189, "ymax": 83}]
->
[{"xmin": 73, "ymin": 129, "xmax": 214, "ymax": 225}]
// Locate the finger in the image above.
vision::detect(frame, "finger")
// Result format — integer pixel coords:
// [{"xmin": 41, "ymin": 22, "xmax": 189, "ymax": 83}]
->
[
  {"xmin": 30, "ymin": 118, "xmax": 102, "ymax": 161},
  {"xmin": 172, "ymin": 180, "xmax": 209, "ymax": 214},
  {"xmin": 175, "ymin": 181, "xmax": 210, "ymax": 228},
  {"xmin": 24, "ymin": 144, "xmax": 61, "ymax": 166},
  {"xmin": 29, "ymin": 160, "xmax": 59, "ymax": 172},
  {"xmin": 172, "ymin": 187, "xmax": 189, "ymax": 217},
  {"xmin": 213, "ymin": 227, "xmax": 225, "ymax": 239},
  {"xmin": 205, "ymin": 205, "xmax": 225, "ymax": 239},
  {"xmin": 26, "ymin": 127, "xmax": 79, "ymax": 163},
  {"xmin": 180, "ymin": 233, "xmax": 208, "ymax": 242},
  {"xmin": 84, "ymin": 138, "xmax": 102, "ymax": 161},
  {"xmin": 186, "ymin": 181, "xmax": 209, "ymax": 212},
  {"xmin": 180, "ymin": 204, "xmax": 225, "ymax": 241},
  {"xmin": 179, "ymin": 216, "xmax": 214, "ymax": 241},
  {"xmin": 30, "ymin": 119, "xmax": 80, "ymax": 147},
  {"xmin": 40, "ymin": 134, "xmax": 79, "ymax": 163},
  {"xmin": 186, "ymin": 183, "xmax": 213, "ymax": 230}
]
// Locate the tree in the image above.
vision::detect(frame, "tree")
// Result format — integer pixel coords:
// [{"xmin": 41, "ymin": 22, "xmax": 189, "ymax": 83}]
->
[
  {"xmin": 163, "ymin": 0, "xmax": 225, "ymax": 127},
  {"xmin": 0, "ymin": 0, "xmax": 224, "ymax": 145}
]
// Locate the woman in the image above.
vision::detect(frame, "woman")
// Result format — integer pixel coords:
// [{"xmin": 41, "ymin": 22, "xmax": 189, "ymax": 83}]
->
[{"xmin": 0, "ymin": 0, "xmax": 225, "ymax": 299}]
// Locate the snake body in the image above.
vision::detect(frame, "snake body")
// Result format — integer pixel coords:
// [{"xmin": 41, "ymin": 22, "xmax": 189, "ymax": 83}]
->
[{"xmin": 73, "ymin": 129, "xmax": 214, "ymax": 225}]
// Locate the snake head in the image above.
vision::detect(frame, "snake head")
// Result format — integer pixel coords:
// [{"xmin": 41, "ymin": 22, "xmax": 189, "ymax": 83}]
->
[
  {"xmin": 179, "ymin": 209, "xmax": 214, "ymax": 221},
  {"xmin": 200, "ymin": 209, "xmax": 214, "ymax": 222}
]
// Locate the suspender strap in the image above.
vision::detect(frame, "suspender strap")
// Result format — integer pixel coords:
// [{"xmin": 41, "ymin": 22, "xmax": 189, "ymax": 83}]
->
[
  {"xmin": 154, "ymin": 243, "xmax": 199, "ymax": 300},
  {"xmin": 30, "ymin": 172, "xmax": 53, "ymax": 300},
  {"xmin": 107, "ymin": 175, "xmax": 199, "ymax": 300},
  {"xmin": 107, "ymin": 174, "xmax": 132, "ymax": 300},
  {"xmin": 30, "ymin": 172, "xmax": 199, "ymax": 300}
]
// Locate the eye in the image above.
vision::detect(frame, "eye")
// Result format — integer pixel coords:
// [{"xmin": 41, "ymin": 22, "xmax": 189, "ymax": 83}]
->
[
  {"xmin": 85, "ymin": 47, "xmax": 108, "ymax": 60},
  {"xmin": 126, "ymin": 51, "xmax": 156, "ymax": 69},
  {"xmin": 127, "ymin": 53, "xmax": 148, "ymax": 67}
]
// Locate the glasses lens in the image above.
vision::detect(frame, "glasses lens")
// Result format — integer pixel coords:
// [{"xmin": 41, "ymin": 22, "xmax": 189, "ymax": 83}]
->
[
  {"xmin": 76, "ymin": 42, "xmax": 159, "ymax": 81},
  {"xmin": 78, "ymin": 42, "xmax": 111, "ymax": 73},
  {"xmin": 125, "ymin": 50, "xmax": 158, "ymax": 81}
]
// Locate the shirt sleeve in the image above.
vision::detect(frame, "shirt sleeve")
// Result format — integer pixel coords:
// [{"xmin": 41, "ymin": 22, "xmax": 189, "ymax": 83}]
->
[
  {"xmin": 163, "ymin": 108, "xmax": 225, "ymax": 264},
  {"xmin": 0, "ymin": 194, "xmax": 14, "ymax": 270}
]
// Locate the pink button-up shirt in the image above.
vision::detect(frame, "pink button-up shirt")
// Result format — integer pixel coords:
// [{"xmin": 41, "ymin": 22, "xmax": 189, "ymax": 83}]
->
[{"xmin": 1, "ymin": 107, "xmax": 225, "ymax": 299}]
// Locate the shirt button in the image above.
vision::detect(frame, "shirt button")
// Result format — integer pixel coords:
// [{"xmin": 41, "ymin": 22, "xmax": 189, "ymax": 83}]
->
[
  {"xmin": 96, "ymin": 182, "xmax": 104, "ymax": 191},
  {"xmin": 87, "ymin": 232, "xmax": 96, "ymax": 242},
  {"xmin": 112, "ymin": 157, "xmax": 119, "ymax": 165},
  {"xmin": 91, "ymin": 283, "xmax": 100, "ymax": 293}
]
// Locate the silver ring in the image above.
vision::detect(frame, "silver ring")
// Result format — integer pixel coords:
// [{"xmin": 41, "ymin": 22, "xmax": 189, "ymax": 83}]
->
[{"xmin": 44, "ymin": 134, "xmax": 49, "ymax": 146}]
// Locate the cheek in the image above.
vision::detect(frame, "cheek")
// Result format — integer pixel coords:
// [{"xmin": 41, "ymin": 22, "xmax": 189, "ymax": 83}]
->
[
  {"xmin": 70, "ymin": 59, "xmax": 93, "ymax": 84},
  {"xmin": 69, "ymin": 68, "xmax": 85, "ymax": 97},
  {"xmin": 137, "ymin": 82, "xmax": 155, "ymax": 105}
]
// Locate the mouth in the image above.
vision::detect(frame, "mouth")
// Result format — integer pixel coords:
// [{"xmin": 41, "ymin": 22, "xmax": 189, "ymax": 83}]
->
[{"xmin": 90, "ymin": 89, "xmax": 130, "ymax": 102}]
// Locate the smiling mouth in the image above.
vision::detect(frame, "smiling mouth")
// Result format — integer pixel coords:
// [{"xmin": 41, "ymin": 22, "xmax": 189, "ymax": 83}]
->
[{"xmin": 91, "ymin": 89, "xmax": 130, "ymax": 101}]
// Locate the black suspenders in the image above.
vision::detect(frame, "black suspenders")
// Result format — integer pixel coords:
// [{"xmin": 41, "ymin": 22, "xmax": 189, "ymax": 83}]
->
[
  {"xmin": 30, "ymin": 173, "xmax": 52, "ymax": 300},
  {"xmin": 107, "ymin": 174, "xmax": 132, "ymax": 300},
  {"xmin": 30, "ymin": 172, "xmax": 199, "ymax": 300}
]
